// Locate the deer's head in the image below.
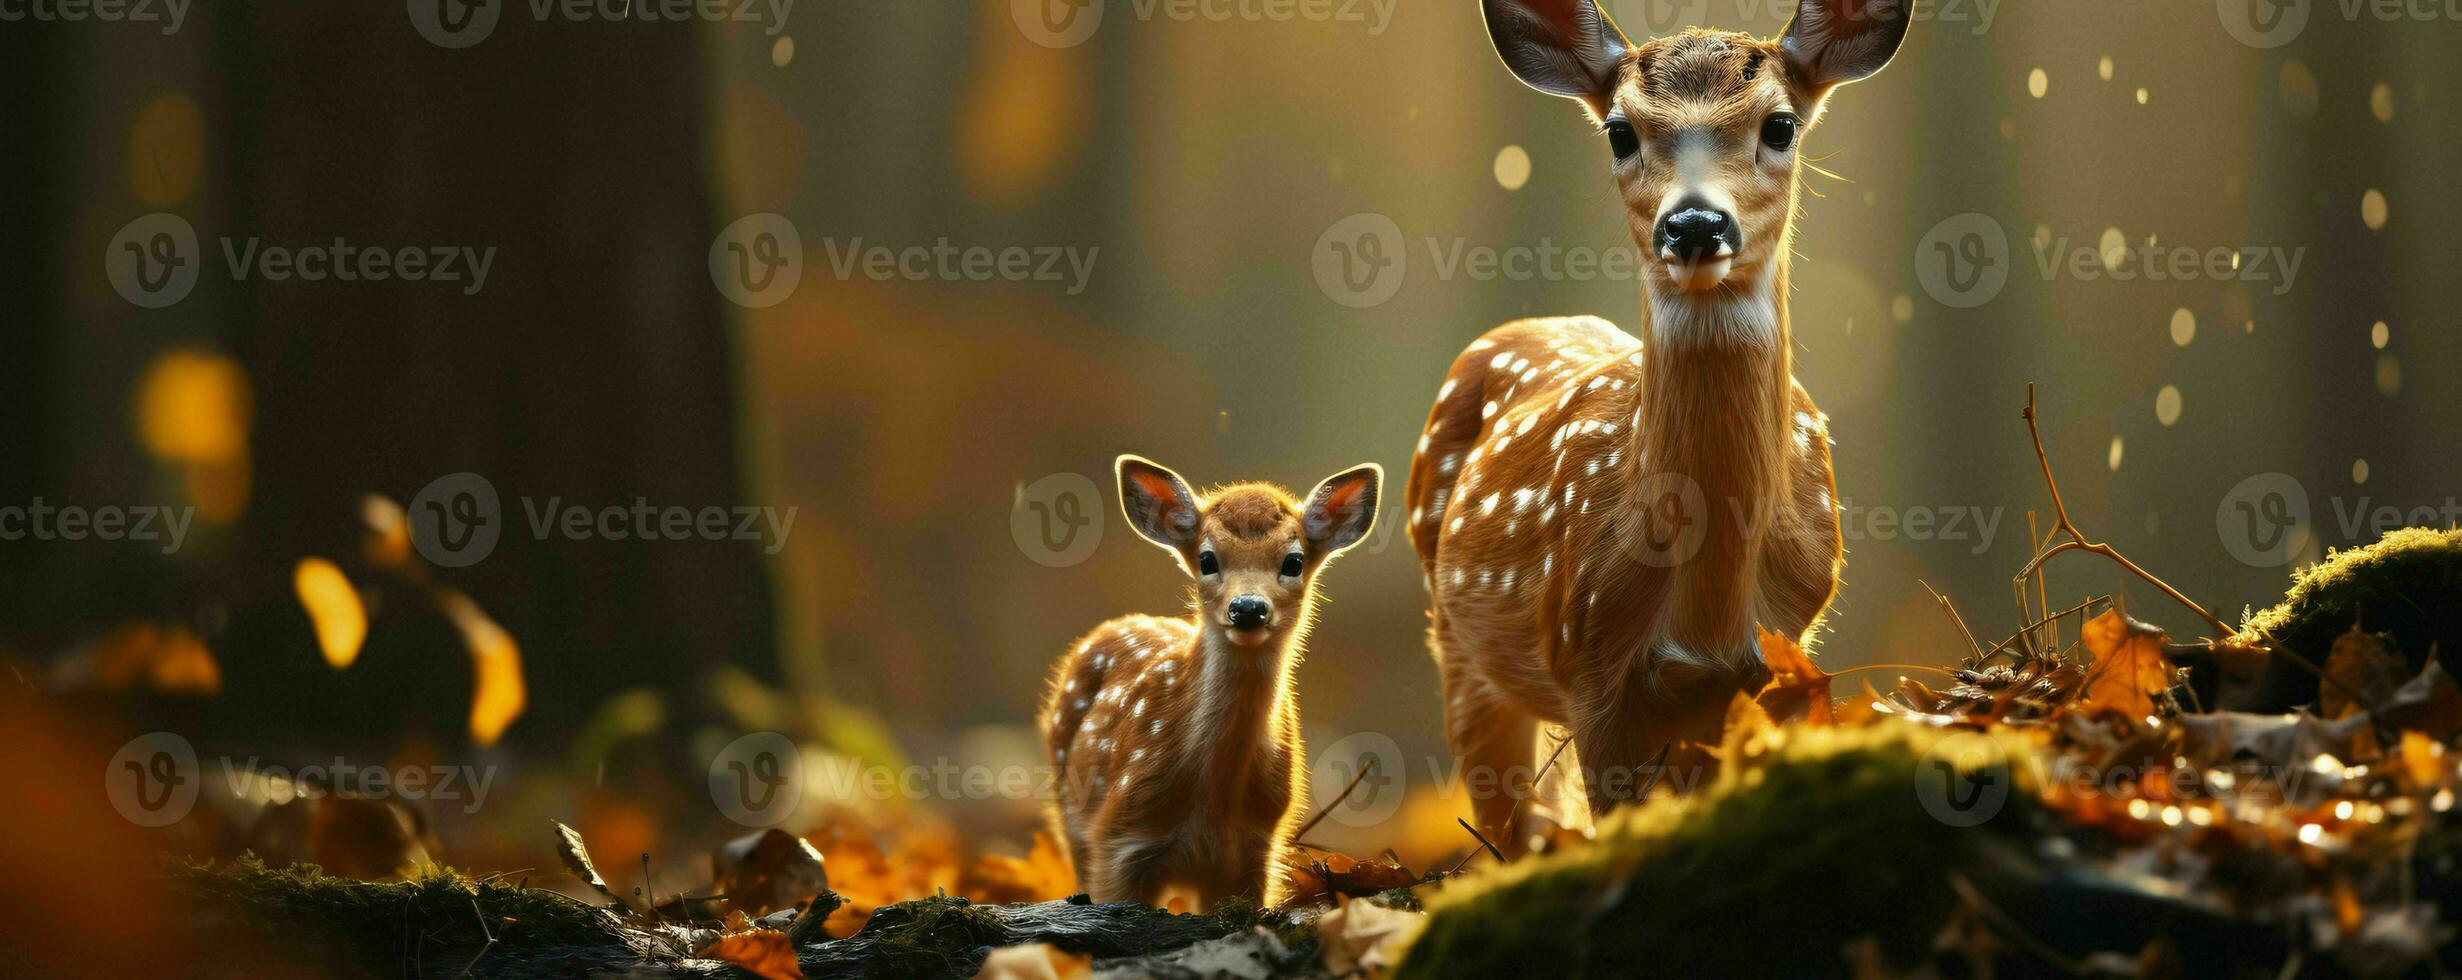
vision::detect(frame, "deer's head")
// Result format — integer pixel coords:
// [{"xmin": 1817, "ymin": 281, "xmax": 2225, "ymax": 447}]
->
[
  {"xmin": 1482, "ymin": 0, "xmax": 1908, "ymax": 322},
  {"xmin": 1116, "ymin": 456, "xmax": 1381, "ymax": 652}
]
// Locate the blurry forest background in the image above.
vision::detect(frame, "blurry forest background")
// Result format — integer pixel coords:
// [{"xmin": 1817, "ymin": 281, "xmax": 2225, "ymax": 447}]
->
[{"xmin": 1, "ymin": 0, "xmax": 2456, "ymax": 910}]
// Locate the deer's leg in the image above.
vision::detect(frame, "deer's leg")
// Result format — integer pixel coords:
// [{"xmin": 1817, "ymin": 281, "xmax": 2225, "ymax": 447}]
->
[{"xmin": 1442, "ymin": 663, "xmax": 1540, "ymax": 856}]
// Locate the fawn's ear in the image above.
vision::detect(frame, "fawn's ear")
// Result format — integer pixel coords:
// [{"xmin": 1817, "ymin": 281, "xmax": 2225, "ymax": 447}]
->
[
  {"xmin": 1117, "ymin": 455, "xmax": 1201, "ymax": 553},
  {"xmin": 1481, "ymin": 0, "xmax": 1629, "ymax": 119},
  {"xmin": 1781, "ymin": 0, "xmax": 1911, "ymax": 98},
  {"xmin": 1301, "ymin": 463, "xmax": 1382, "ymax": 556}
]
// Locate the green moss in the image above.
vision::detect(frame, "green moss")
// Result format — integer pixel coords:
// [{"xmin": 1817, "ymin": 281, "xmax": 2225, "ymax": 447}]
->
[
  {"xmin": 2238, "ymin": 527, "xmax": 2462, "ymax": 664},
  {"xmin": 170, "ymin": 857, "xmax": 639, "ymax": 974},
  {"xmin": 859, "ymin": 898, "xmax": 1010, "ymax": 978},
  {"xmin": 1393, "ymin": 726, "xmax": 2038, "ymax": 978}
]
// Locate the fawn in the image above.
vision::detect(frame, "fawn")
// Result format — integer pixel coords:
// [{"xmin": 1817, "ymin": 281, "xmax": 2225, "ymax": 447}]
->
[
  {"xmin": 1407, "ymin": 0, "xmax": 1908, "ymax": 847},
  {"xmin": 1041, "ymin": 455, "xmax": 1381, "ymax": 908}
]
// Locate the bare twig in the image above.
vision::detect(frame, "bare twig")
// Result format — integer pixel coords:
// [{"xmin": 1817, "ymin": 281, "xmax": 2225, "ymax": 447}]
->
[
  {"xmin": 1498, "ymin": 728, "xmax": 1578, "ymax": 843},
  {"xmin": 1290, "ymin": 756, "xmax": 1377, "ymax": 843},
  {"xmin": 452, "ymin": 898, "xmax": 499, "ymax": 979},
  {"xmin": 1634, "ymin": 740, "xmax": 1676, "ymax": 800},
  {"xmin": 1445, "ymin": 818, "xmax": 1507, "ymax": 875},
  {"xmin": 1921, "ymin": 580, "xmax": 1985, "ymax": 659},
  {"xmin": 1980, "ymin": 596, "xmax": 2114, "ymax": 661},
  {"xmin": 2013, "ymin": 384, "xmax": 2236, "ymax": 639}
]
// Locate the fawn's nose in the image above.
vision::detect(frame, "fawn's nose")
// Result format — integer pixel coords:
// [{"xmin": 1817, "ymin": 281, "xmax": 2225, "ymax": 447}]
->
[
  {"xmin": 1227, "ymin": 595, "xmax": 1271, "ymax": 631},
  {"xmin": 1657, "ymin": 200, "xmax": 1737, "ymax": 262}
]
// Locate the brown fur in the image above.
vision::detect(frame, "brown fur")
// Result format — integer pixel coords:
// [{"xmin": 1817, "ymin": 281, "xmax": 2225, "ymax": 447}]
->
[
  {"xmin": 1416, "ymin": 0, "xmax": 1907, "ymax": 850},
  {"xmin": 1041, "ymin": 459, "xmax": 1379, "ymax": 908}
]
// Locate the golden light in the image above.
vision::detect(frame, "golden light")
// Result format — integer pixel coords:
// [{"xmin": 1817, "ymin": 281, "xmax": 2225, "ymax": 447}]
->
[
  {"xmin": 135, "ymin": 350, "xmax": 250, "ymax": 464},
  {"xmin": 2361, "ymin": 189, "xmax": 2388, "ymax": 230},
  {"xmin": 2377, "ymin": 355, "xmax": 2402, "ymax": 396},
  {"xmin": 2371, "ymin": 83, "xmax": 2395, "ymax": 123},
  {"xmin": 2353, "ymin": 459, "xmax": 2371, "ymax": 485},
  {"xmin": 2107, "ymin": 435, "xmax": 2124, "ymax": 472},
  {"xmin": 2097, "ymin": 56, "xmax": 2113, "ymax": 81},
  {"xmin": 292, "ymin": 557, "xmax": 367, "ymax": 670},
  {"xmin": 2169, "ymin": 308, "xmax": 2195, "ymax": 347},
  {"xmin": 2027, "ymin": 68, "xmax": 2047, "ymax": 99},
  {"xmin": 443, "ymin": 590, "xmax": 527, "ymax": 747},
  {"xmin": 2155, "ymin": 385, "xmax": 2182, "ymax": 427},
  {"xmin": 78, "ymin": 623, "xmax": 220, "ymax": 695},
  {"xmin": 954, "ymin": 0, "xmax": 1087, "ymax": 211},
  {"xmin": 770, "ymin": 36, "xmax": 795, "ymax": 68},
  {"xmin": 1492, "ymin": 145, "xmax": 1531, "ymax": 191},
  {"xmin": 2371, "ymin": 321, "xmax": 2389, "ymax": 349},
  {"xmin": 2097, "ymin": 227, "xmax": 2126, "ymax": 272},
  {"xmin": 129, "ymin": 92, "xmax": 204, "ymax": 208}
]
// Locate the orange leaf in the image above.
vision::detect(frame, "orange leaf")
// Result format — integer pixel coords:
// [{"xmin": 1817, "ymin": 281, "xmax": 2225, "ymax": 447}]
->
[
  {"xmin": 1754, "ymin": 628, "xmax": 1832, "ymax": 725},
  {"xmin": 962, "ymin": 830, "xmax": 1076, "ymax": 905},
  {"xmin": 2321, "ymin": 627, "xmax": 2404, "ymax": 721},
  {"xmin": 698, "ymin": 929, "xmax": 803, "ymax": 980},
  {"xmin": 2078, "ymin": 610, "xmax": 2173, "ymax": 720}
]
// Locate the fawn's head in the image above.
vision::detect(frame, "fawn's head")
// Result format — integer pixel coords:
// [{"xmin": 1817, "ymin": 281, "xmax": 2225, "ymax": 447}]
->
[
  {"xmin": 1482, "ymin": 0, "xmax": 1909, "ymax": 306},
  {"xmin": 1116, "ymin": 456, "xmax": 1381, "ymax": 651}
]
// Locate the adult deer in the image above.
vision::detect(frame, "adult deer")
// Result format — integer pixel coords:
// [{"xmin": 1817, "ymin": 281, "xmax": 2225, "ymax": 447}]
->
[{"xmin": 1407, "ymin": 0, "xmax": 1907, "ymax": 848}]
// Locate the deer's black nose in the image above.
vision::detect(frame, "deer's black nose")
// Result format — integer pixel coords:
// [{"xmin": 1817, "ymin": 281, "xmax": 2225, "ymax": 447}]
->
[
  {"xmin": 1228, "ymin": 595, "xmax": 1270, "ymax": 630},
  {"xmin": 1657, "ymin": 200, "xmax": 1736, "ymax": 262}
]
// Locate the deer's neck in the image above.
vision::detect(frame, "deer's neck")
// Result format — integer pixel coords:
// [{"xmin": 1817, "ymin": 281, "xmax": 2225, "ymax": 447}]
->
[
  {"xmin": 1624, "ymin": 271, "xmax": 1796, "ymax": 645},
  {"xmin": 1185, "ymin": 623, "xmax": 1299, "ymax": 785}
]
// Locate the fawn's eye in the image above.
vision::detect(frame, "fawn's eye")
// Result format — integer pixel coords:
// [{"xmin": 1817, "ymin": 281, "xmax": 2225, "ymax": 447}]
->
[
  {"xmin": 1760, "ymin": 113, "xmax": 1799, "ymax": 152},
  {"xmin": 1197, "ymin": 550, "xmax": 1220, "ymax": 576},
  {"xmin": 1604, "ymin": 119, "xmax": 1639, "ymax": 160},
  {"xmin": 1280, "ymin": 553, "xmax": 1305, "ymax": 579}
]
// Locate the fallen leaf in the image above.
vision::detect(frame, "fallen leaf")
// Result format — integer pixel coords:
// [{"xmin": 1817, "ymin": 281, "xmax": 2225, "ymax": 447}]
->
[
  {"xmin": 714, "ymin": 828, "xmax": 829, "ymax": 917},
  {"xmin": 2079, "ymin": 610, "xmax": 2174, "ymax": 720},
  {"xmin": 1318, "ymin": 898, "xmax": 1427, "ymax": 977},
  {"xmin": 961, "ymin": 830, "xmax": 1075, "ymax": 905},
  {"xmin": 2321, "ymin": 628, "xmax": 2404, "ymax": 720},
  {"xmin": 292, "ymin": 557, "xmax": 367, "ymax": 670},
  {"xmin": 1754, "ymin": 627, "xmax": 1833, "ymax": 724},
  {"xmin": 973, "ymin": 943, "xmax": 1090, "ymax": 980},
  {"xmin": 553, "ymin": 820, "xmax": 632, "ymax": 913},
  {"xmin": 1282, "ymin": 851, "xmax": 1415, "ymax": 904},
  {"xmin": 697, "ymin": 928, "xmax": 803, "ymax": 980},
  {"xmin": 2378, "ymin": 661, "xmax": 2462, "ymax": 742}
]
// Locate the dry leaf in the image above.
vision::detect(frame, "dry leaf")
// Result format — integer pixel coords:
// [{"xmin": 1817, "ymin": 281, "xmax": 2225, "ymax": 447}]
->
[
  {"xmin": 2321, "ymin": 628, "xmax": 2404, "ymax": 720},
  {"xmin": 1754, "ymin": 627, "xmax": 1833, "ymax": 724},
  {"xmin": 2379, "ymin": 661, "xmax": 2462, "ymax": 742},
  {"xmin": 553, "ymin": 820, "xmax": 631, "ymax": 913},
  {"xmin": 714, "ymin": 828, "xmax": 830, "ymax": 917},
  {"xmin": 2079, "ymin": 610, "xmax": 2173, "ymax": 720},
  {"xmin": 973, "ymin": 943, "xmax": 1091, "ymax": 980},
  {"xmin": 961, "ymin": 830, "xmax": 1076, "ymax": 905},
  {"xmin": 1318, "ymin": 898, "xmax": 1427, "ymax": 977},
  {"xmin": 697, "ymin": 928, "xmax": 803, "ymax": 980},
  {"xmin": 1283, "ymin": 851, "xmax": 1416, "ymax": 904}
]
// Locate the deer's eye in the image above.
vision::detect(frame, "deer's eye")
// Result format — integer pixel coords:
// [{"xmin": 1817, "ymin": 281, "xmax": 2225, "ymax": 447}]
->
[
  {"xmin": 1760, "ymin": 114, "xmax": 1799, "ymax": 152},
  {"xmin": 1605, "ymin": 119, "xmax": 1639, "ymax": 160},
  {"xmin": 1280, "ymin": 553, "xmax": 1305, "ymax": 579},
  {"xmin": 1197, "ymin": 550, "xmax": 1220, "ymax": 576}
]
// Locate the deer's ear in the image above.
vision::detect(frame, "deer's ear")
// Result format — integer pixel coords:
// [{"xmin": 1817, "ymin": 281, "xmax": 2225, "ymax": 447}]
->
[
  {"xmin": 1781, "ymin": 0, "xmax": 1911, "ymax": 96},
  {"xmin": 1301, "ymin": 464, "xmax": 1382, "ymax": 556},
  {"xmin": 1481, "ymin": 0, "xmax": 1629, "ymax": 118},
  {"xmin": 1117, "ymin": 455, "xmax": 1200, "ymax": 552}
]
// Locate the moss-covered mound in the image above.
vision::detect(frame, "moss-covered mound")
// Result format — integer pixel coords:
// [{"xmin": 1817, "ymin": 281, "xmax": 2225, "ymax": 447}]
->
[
  {"xmin": 1392, "ymin": 726, "xmax": 2038, "ymax": 978},
  {"xmin": 2227, "ymin": 526, "xmax": 2462, "ymax": 710}
]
